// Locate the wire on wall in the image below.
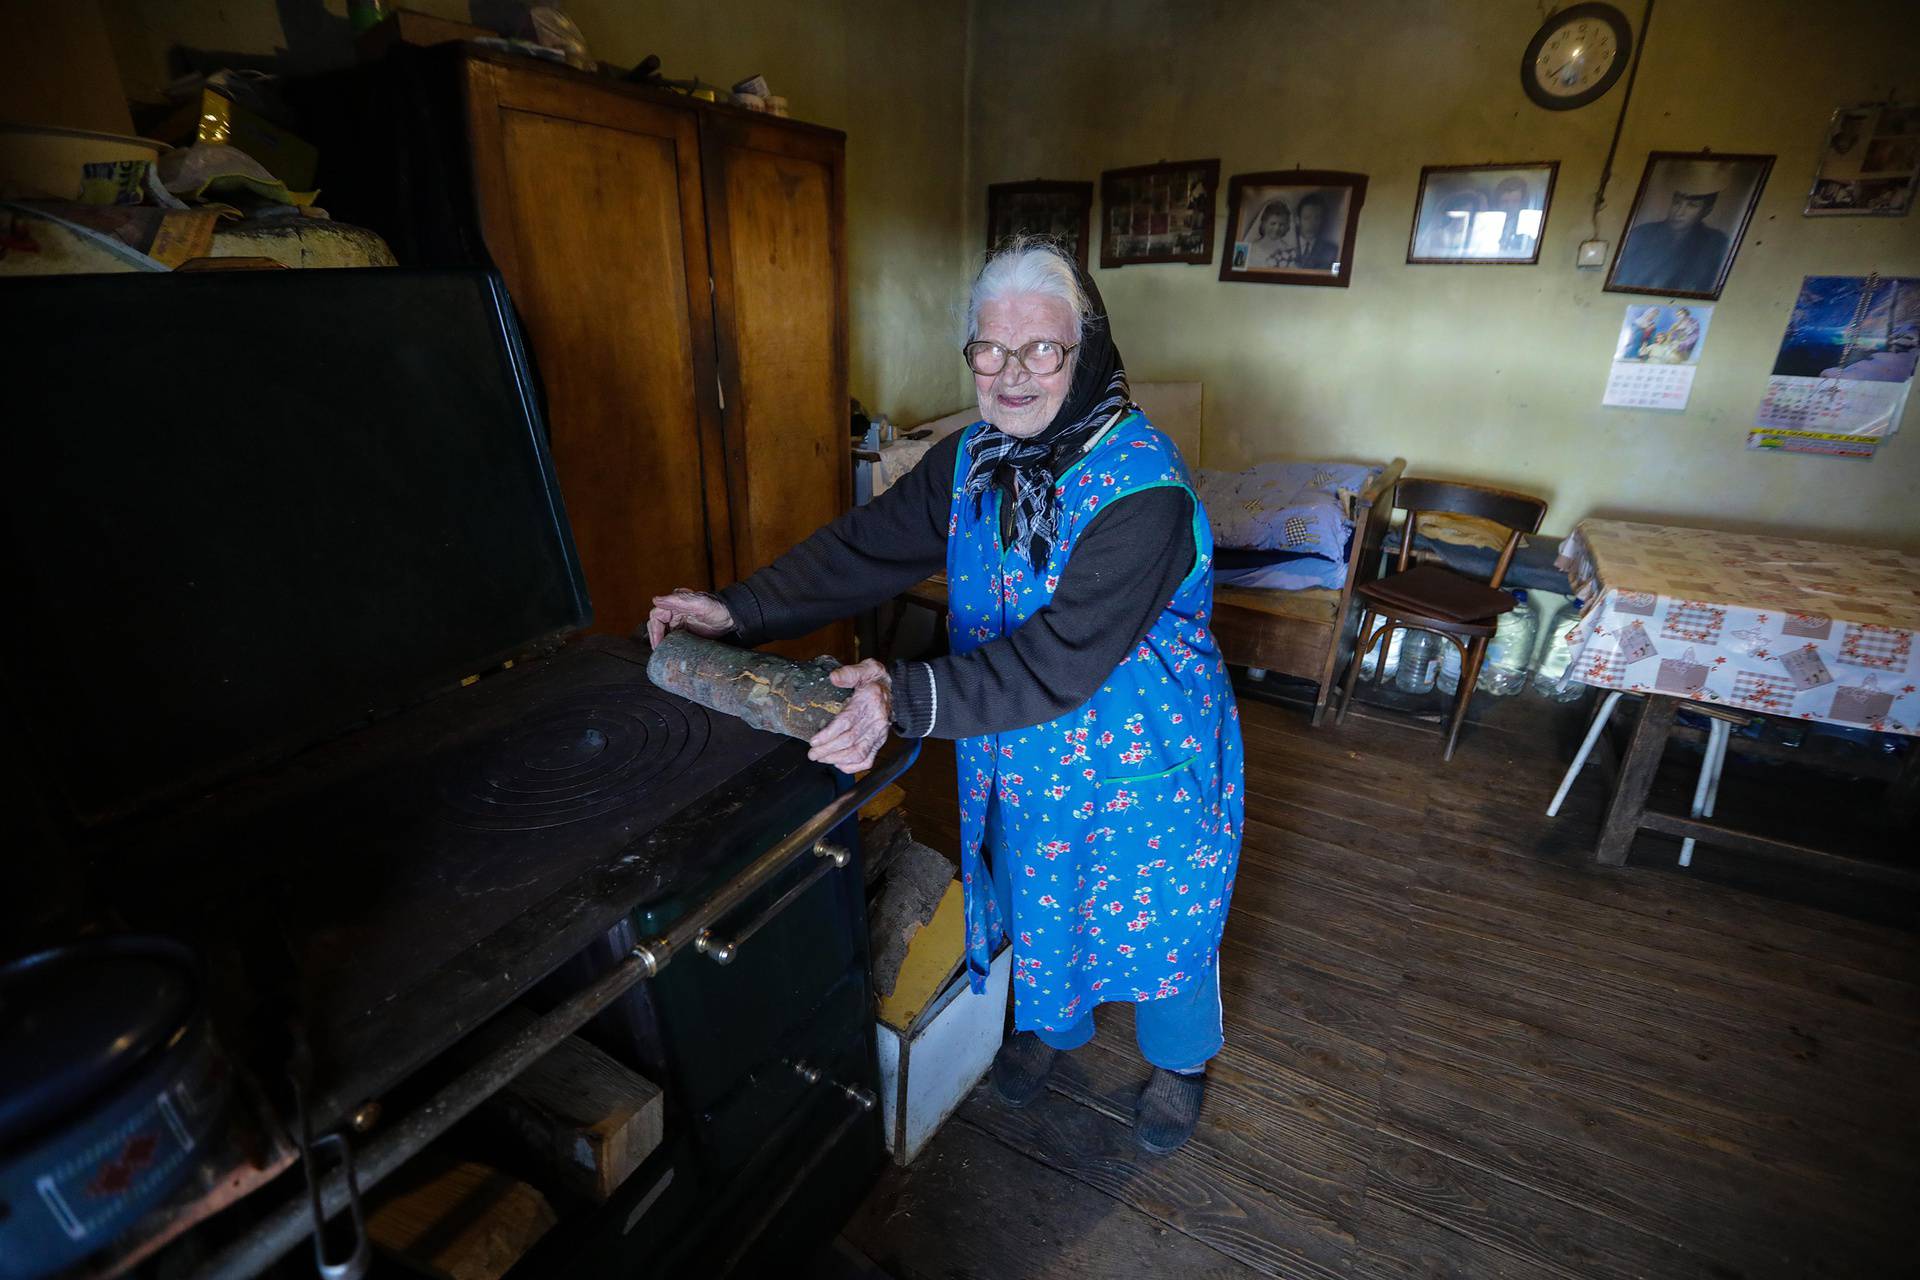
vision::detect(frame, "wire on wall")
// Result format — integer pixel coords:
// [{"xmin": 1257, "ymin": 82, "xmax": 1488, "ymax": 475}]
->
[{"xmin": 1589, "ymin": 0, "xmax": 1656, "ymax": 239}]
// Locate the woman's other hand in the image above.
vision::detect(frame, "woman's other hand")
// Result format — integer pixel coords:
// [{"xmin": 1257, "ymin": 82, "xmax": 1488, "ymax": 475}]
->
[
  {"xmin": 809, "ymin": 660, "xmax": 892, "ymax": 773},
  {"xmin": 646, "ymin": 589, "xmax": 735, "ymax": 647}
]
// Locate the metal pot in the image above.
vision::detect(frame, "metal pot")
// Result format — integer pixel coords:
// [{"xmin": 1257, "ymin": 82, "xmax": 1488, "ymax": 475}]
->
[{"xmin": 0, "ymin": 935, "xmax": 230, "ymax": 1279}]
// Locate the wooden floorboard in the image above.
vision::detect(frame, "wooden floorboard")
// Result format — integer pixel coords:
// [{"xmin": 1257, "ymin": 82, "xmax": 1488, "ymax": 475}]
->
[{"xmin": 843, "ymin": 687, "xmax": 1919, "ymax": 1278}]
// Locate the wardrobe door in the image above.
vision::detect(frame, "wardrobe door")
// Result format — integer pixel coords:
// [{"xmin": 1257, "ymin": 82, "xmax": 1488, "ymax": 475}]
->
[
  {"xmin": 700, "ymin": 114, "xmax": 851, "ymax": 660},
  {"xmin": 465, "ymin": 59, "xmax": 733, "ymax": 636}
]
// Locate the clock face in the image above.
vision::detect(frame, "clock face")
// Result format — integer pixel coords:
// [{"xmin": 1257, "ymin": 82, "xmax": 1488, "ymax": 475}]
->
[
  {"xmin": 1521, "ymin": 4, "xmax": 1633, "ymax": 111},
  {"xmin": 1534, "ymin": 18, "xmax": 1618, "ymax": 97}
]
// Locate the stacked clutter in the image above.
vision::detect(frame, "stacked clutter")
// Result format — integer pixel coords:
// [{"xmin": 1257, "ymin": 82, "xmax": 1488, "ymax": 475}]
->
[
  {"xmin": 728, "ymin": 74, "xmax": 791, "ymax": 118},
  {"xmin": 2, "ymin": 62, "xmax": 396, "ymax": 275}
]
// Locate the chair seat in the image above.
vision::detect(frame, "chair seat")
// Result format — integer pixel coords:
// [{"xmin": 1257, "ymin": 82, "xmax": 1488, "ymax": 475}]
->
[{"xmin": 1358, "ymin": 562, "xmax": 1516, "ymax": 624}]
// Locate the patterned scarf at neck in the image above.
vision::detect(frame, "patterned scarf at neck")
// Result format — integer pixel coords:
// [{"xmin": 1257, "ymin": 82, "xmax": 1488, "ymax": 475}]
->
[{"xmin": 961, "ymin": 364, "xmax": 1129, "ymax": 569}]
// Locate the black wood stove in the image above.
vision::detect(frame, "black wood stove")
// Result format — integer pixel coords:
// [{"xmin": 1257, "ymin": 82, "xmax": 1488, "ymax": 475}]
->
[{"xmin": 0, "ymin": 270, "xmax": 905, "ymax": 1277}]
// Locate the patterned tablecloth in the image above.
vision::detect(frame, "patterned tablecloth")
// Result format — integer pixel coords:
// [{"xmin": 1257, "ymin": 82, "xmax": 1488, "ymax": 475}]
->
[{"xmin": 1556, "ymin": 519, "xmax": 1920, "ymax": 737}]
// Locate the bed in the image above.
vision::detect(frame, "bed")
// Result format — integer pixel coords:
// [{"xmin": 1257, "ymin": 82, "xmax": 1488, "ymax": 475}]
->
[{"xmin": 880, "ymin": 385, "xmax": 1404, "ymax": 726}]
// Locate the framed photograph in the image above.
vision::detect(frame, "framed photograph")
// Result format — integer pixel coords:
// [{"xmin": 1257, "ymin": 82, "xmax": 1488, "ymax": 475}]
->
[
  {"xmin": 1804, "ymin": 103, "xmax": 1919, "ymax": 216},
  {"xmin": 1100, "ymin": 159, "xmax": 1219, "ymax": 267},
  {"xmin": 987, "ymin": 180, "xmax": 1093, "ymax": 269},
  {"xmin": 1406, "ymin": 162, "xmax": 1559, "ymax": 264},
  {"xmin": 1218, "ymin": 170, "xmax": 1368, "ymax": 287},
  {"xmin": 1604, "ymin": 152, "xmax": 1773, "ymax": 300}
]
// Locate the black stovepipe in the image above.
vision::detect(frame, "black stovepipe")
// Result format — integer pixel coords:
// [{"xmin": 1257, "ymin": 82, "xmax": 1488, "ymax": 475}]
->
[{"xmin": 190, "ymin": 735, "xmax": 922, "ymax": 1280}]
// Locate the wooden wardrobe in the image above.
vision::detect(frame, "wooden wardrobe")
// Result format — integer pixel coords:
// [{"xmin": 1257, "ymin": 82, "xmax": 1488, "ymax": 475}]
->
[{"xmin": 311, "ymin": 47, "xmax": 850, "ymax": 659}]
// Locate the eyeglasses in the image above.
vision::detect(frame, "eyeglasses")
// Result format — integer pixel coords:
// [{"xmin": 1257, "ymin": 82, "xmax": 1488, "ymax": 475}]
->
[{"xmin": 963, "ymin": 339, "xmax": 1077, "ymax": 377}]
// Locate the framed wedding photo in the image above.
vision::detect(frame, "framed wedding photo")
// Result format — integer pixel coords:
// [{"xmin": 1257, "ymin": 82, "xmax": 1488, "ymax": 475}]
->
[
  {"xmin": 1603, "ymin": 151, "xmax": 1773, "ymax": 300},
  {"xmin": 1406, "ymin": 162, "xmax": 1559, "ymax": 265},
  {"xmin": 1219, "ymin": 170, "xmax": 1368, "ymax": 287},
  {"xmin": 1100, "ymin": 159, "xmax": 1220, "ymax": 267},
  {"xmin": 987, "ymin": 180, "xmax": 1094, "ymax": 268}
]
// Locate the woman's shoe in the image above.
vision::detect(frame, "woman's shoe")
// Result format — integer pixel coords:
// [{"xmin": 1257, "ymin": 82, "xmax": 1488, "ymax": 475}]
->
[
  {"xmin": 1134, "ymin": 1067, "xmax": 1206, "ymax": 1153},
  {"xmin": 989, "ymin": 1031, "xmax": 1060, "ymax": 1108}
]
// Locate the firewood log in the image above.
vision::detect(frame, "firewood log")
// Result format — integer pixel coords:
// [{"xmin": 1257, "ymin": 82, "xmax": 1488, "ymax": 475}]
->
[{"xmin": 646, "ymin": 630, "xmax": 851, "ymax": 739}]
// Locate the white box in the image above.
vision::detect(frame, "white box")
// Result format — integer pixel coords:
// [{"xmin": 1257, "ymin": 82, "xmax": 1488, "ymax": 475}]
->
[{"xmin": 873, "ymin": 944, "xmax": 1010, "ymax": 1164}]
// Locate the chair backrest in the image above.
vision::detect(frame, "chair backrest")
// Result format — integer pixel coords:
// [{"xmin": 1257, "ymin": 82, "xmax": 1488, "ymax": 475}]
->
[{"xmin": 1391, "ymin": 477, "xmax": 1548, "ymax": 589}]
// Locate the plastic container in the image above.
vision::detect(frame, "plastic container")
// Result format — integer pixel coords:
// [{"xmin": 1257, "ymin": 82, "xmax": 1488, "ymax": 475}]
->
[
  {"xmin": 1436, "ymin": 637, "xmax": 1462, "ymax": 695},
  {"xmin": 1395, "ymin": 629, "xmax": 1440, "ymax": 693},
  {"xmin": 1478, "ymin": 590, "xmax": 1537, "ymax": 696},
  {"xmin": 1360, "ymin": 625, "xmax": 1405, "ymax": 682},
  {"xmin": 1530, "ymin": 598, "xmax": 1586, "ymax": 702}
]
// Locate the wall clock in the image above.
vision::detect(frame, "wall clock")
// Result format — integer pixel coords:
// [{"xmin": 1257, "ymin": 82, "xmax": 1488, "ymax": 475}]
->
[{"xmin": 1522, "ymin": 3, "xmax": 1633, "ymax": 110}]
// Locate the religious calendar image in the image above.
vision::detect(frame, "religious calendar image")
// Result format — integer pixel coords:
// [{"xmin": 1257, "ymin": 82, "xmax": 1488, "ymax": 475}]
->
[{"xmin": 1602, "ymin": 302, "xmax": 1711, "ymax": 411}]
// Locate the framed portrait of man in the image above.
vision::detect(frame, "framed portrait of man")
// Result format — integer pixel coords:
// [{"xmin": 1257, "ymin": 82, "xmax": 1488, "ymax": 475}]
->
[
  {"xmin": 1100, "ymin": 159, "xmax": 1219, "ymax": 267},
  {"xmin": 1219, "ymin": 170, "xmax": 1368, "ymax": 288},
  {"xmin": 1407, "ymin": 162, "xmax": 1559, "ymax": 264},
  {"xmin": 987, "ymin": 180, "xmax": 1093, "ymax": 269},
  {"xmin": 1604, "ymin": 152, "xmax": 1773, "ymax": 300}
]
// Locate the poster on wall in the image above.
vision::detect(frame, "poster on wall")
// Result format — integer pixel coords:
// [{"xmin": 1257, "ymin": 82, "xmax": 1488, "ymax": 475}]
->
[
  {"xmin": 1603, "ymin": 302, "xmax": 1712, "ymax": 410},
  {"xmin": 1804, "ymin": 103, "xmax": 1920, "ymax": 216},
  {"xmin": 1747, "ymin": 273, "xmax": 1919, "ymax": 458}
]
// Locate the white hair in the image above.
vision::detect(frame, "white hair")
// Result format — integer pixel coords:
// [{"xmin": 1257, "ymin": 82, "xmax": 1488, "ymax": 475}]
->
[{"xmin": 966, "ymin": 236, "xmax": 1095, "ymax": 343}]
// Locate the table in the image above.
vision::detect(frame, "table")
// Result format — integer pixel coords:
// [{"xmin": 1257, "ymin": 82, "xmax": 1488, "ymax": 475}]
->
[{"xmin": 1555, "ymin": 519, "xmax": 1920, "ymax": 881}]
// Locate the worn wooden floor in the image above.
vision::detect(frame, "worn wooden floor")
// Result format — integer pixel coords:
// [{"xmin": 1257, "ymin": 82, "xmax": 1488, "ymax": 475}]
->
[{"xmin": 843, "ymin": 683, "xmax": 1919, "ymax": 1279}]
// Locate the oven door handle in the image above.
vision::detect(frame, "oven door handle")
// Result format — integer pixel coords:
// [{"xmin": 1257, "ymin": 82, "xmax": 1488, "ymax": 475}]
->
[
  {"xmin": 694, "ymin": 838, "xmax": 847, "ymax": 964},
  {"xmin": 631, "ymin": 735, "xmax": 921, "ymax": 976}
]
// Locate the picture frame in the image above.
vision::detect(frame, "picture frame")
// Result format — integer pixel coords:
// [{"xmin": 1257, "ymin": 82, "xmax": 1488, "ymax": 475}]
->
[
  {"xmin": 1804, "ymin": 103, "xmax": 1919, "ymax": 217},
  {"xmin": 1218, "ymin": 170, "xmax": 1368, "ymax": 287},
  {"xmin": 1100, "ymin": 159, "xmax": 1220, "ymax": 267},
  {"xmin": 1603, "ymin": 151, "xmax": 1774, "ymax": 300},
  {"xmin": 986, "ymin": 180, "xmax": 1093, "ymax": 269},
  {"xmin": 1406, "ymin": 162, "xmax": 1559, "ymax": 265}
]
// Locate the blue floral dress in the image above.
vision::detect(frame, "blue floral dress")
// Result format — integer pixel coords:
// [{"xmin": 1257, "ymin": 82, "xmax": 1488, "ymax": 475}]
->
[{"xmin": 947, "ymin": 411, "xmax": 1244, "ymax": 1032}]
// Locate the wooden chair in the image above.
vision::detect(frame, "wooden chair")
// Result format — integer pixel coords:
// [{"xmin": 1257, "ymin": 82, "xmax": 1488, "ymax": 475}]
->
[{"xmin": 1335, "ymin": 478, "xmax": 1548, "ymax": 760}]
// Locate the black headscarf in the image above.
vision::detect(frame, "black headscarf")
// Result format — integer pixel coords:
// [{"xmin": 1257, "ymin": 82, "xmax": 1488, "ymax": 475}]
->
[{"xmin": 961, "ymin": 254, "xmax": 1132, "ymax": 568}]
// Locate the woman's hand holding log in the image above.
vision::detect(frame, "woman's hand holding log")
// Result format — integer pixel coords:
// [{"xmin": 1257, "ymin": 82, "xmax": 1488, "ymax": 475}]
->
[
  {"xmin": 647, "ymin": 588, "xmax": 735, "ymax": 647},
  {"xmin": 809, "ymin": 660, "xmax": 892, "ymax": 773}
]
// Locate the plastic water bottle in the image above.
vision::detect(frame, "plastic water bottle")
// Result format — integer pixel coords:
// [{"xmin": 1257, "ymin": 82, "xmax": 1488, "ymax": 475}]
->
[
  {"xmin": 1436, "ymin": 637, "xmax": 1462, "ymax": 695},
  {"xmin": 1478, "ymin": 590, "xmax": 1537, "ymax": 696},
  {"xmin": 1530, "ymin": 599, "xmax": 1586, "ymax": 702},
  {"xmin": 1360, "ymin": 626, "xmax": 1406, "ymax": 682},
  {"xmin": 1395, "ymin": 629, "xmax": 1439, "ymax": 693}
]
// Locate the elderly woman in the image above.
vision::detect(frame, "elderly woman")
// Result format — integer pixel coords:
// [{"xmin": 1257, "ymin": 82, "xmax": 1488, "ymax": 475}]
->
[{"xmin": 648, "ymin": 239, "xmax": 1243, "ymax": 1153}]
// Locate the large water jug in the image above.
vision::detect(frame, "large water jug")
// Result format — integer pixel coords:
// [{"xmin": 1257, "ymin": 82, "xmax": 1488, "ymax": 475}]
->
[
  {"xmin": 1360, "ymin": 625, "xmax": 1406, "ymax": 682},
  {"xmin": 1530, "ymin": 598, "xmax": 1587, "ymax": 702},
  {"xmin": 1437, "ymin": 636, "xmax": 1462, "ymax": 694},
  {"xmin": 1395, "ymin": 629, "xmax": 1440, "ymax": 693},
  {"xmin": 1478, "ymin": 589, "xmax": 1537, "ymax": 696}
]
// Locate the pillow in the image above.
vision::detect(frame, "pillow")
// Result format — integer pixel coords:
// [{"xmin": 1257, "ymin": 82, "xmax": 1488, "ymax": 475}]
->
[{"xmin": 1198, "ymin": 461, "xmax": 1377, "ymax": 558}]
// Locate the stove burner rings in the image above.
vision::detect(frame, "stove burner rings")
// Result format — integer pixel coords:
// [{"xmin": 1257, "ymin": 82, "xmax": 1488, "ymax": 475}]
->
[{"xmin": 441, "ymin": 685, "xmax": 711, "ymax": 831}]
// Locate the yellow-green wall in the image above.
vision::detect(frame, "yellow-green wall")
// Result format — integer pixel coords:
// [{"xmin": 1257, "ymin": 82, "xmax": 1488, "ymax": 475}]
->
[
  {"xmin": 967, "ymin": 0, "xmax": 1920, "ymax": 548},
  {"xmin": 100, "ymin": 0, "xmax": 973, "ymax": 425}
]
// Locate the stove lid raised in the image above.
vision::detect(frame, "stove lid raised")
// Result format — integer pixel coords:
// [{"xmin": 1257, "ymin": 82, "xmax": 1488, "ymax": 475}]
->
[{"xmin": 0, "ymin": 269, "xmax": 590, "ymax": 827}]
